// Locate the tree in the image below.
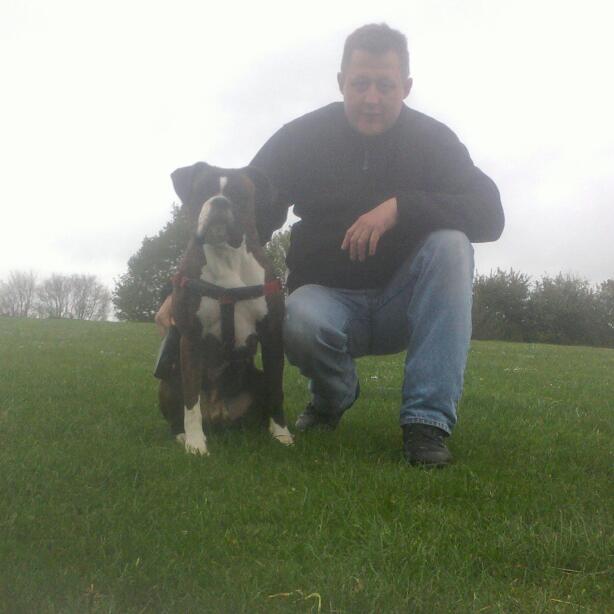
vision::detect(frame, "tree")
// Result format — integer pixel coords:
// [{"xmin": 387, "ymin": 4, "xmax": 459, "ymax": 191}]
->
[
  {"xmin": 0, "ymin": 270, "xmax": 37, "ymax": 317},
  {"xmin": 37, "ymin": 273, "xmax": 111, "ymax": 320},
  {"xmin": 69, "ymin": 274, "xmax": 111, "ymax": 321},
  {"xmin": 113, "ymin": 205, "xmax": 190, "ymax": 321},
  {"xmin": 595, "ymin": 279, "xmax": 614, "ymax": 347},
  {"xmin": 264, "ymin": 228, "xmax": 291, "ymax": 283},
  {"xmin": 37, "ymin": 274, "xmax": 72, "ymax": 319},
  {"xmin": 472, "ymin": 269, "xmax": 531, "ymax": 341},
  {"xmin": 526, "ymin": 274, "xmax": 599, "ymax": 346}
]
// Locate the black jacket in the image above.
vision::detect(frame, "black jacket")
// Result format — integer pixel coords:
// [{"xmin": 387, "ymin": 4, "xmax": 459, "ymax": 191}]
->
[{"xmin": 251, "ymin": 102, "xmax": 504, "ymax": 292}]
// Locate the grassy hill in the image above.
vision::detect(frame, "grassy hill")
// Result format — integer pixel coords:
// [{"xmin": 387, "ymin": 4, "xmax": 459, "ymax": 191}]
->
[{"xmin": 0, "ymin": 317, "xmax": 612, "ymax": 612}]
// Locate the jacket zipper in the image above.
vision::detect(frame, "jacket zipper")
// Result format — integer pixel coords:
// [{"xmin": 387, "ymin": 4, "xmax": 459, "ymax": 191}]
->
[{"xmin": 362, "ymin": 147, "xmax": 369, "ymax": 171}]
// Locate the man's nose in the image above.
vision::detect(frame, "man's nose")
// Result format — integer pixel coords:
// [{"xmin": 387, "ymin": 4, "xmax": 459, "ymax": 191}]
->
[{"xmin": 364, "ymin": 84, "xmax": 381, "ymax": 104}]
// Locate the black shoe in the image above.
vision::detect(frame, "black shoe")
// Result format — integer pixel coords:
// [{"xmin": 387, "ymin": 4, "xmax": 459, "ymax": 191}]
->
[
  {"xmin": 295, "ymin": 403, "xmax": 341, "ymax": 432},
  {"xmin": 402, "ymin": 424, "xmax": 452, "ymax": 468},
  {"xmin": 295, "ymin": 382, "xmax": 359, "ymax": 432}
]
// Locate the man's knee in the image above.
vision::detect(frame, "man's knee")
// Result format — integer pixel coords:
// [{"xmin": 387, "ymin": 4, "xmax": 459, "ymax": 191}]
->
[
  {"xmin": 284, "ymin": 289, "xmax": 321, "ymax": 353},
  {"xmin": 283, "ymin": 286, "xmax": 344, "ymax": 359},
  {"xmin": 421, "ymin": 230, "xmax": 474, "ymax": 276},
  {"xmin": 425, "ymin": 229, "xmax": 472, "ymax": 254}
]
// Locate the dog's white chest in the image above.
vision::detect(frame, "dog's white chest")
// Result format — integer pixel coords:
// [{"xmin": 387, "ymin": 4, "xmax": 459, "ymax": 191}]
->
[{"xmin": 196, "ymin": 243, "xmax": 268, "ymax": 345}]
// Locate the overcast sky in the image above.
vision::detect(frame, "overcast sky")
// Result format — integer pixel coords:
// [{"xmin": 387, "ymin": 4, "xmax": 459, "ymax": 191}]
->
[{"xmin": 2, "ymin": 0, "xmax": 613, "ymax": 297}]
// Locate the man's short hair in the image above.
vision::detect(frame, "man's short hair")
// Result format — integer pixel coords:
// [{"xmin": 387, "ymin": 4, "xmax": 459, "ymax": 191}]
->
[{"xmin": 341, "ymin": 23, "xmax": 410, "ymax": 77}]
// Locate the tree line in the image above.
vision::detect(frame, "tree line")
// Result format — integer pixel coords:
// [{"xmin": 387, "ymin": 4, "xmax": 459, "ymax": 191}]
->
[
  {"xmin": 473, "ymin": 269, "xmax": 614, "ymax": 348},
  {"xmin": 0, "ymin": 271, "xmax": 111, "ymax": 321},
  {"xmin": 9, "ymin": 208, "xmax": 611, "ymax": 348}
]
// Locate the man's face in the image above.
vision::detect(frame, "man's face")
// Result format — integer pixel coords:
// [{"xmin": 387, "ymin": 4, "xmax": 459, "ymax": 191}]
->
[{"xmin": 338, "ymin": 49, "xmax": 412, "ymax": 137}]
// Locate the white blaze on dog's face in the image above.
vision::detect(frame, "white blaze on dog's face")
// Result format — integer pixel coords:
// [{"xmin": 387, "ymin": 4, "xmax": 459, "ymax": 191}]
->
[
  {"xmin": 196, "ymin": 175, "xmax": 248, "ymax": 248},
  {"xmin": 197, "ymin": 176, "xmax": 230, "ymax": 245}
]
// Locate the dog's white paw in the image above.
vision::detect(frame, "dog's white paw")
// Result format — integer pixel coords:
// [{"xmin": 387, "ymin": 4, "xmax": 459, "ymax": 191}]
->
[
  {"xmin": 175, "ymin": 433, "xmax": 186, "ymax": 444},
  {"xmin": 276, "ymin": 432, "xmax": 294, "ymax": 446},
  {"xmin": 184, "ymin": 432, "xmax": 209, "ymax": 456},
  {"xmin": 183, "ymin": 403, "xmax": 209, "ymax": 455},
  {"xmin": 269, "ymin": 419, "xmax": 294, "ymax": 446}
]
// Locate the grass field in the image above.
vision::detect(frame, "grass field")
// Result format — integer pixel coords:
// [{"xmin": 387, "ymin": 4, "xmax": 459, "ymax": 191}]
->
[{"xmin": 0, "ymin": 317, "xmax": 612, "ymax": 613}]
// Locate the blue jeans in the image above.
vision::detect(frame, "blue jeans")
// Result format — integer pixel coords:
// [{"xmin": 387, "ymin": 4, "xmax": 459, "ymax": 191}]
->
[{"xmin": 283, "ymin": 230, "xmax": 474, "ymax": 434}]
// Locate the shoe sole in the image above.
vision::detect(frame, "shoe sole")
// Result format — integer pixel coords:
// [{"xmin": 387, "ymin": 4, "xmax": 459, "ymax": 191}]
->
[{"xmin": 406, "ymin": 455, "xmax": 452, "ymax": 468}]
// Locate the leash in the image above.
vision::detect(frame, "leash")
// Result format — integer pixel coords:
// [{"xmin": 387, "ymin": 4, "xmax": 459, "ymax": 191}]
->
[{"xmin": 172, "ymin": 273, "xmax": 283, "ymax": 361}]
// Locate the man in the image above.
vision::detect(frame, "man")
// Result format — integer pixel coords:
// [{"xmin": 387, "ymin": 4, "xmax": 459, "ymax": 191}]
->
[{"xmin": 249, "ymin": 23, "xmax": 504, "ymax": 467}]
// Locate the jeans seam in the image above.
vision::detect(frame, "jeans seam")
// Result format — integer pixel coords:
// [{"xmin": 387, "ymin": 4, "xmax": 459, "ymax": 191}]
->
[{"xmin": 372, "ymin": 264, "xmax": 420, "ymax": 314}]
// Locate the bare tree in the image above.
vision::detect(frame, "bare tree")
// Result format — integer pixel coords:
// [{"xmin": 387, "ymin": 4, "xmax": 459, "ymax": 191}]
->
[
  {"xmin": 37, "ymin": 274, "xmax": 111, "ymax": 320},
  {"xmin": 69, "ymin": 274, "xmax": 111, "ymax": 321},
  {"xmin": 0, "ymin": 270, "xmax": 37, "ymax": 317},
  {"xmin": 0, "ymin": 271, "xmax": 111, "ymax": 321},
  {"xmin": 37, "ymin": 274, "xmax": 72, "ymax": 318}
]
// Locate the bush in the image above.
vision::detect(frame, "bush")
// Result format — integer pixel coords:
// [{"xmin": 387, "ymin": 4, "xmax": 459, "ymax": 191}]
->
[{"xmin": 472, "ymin": 270, "xmax": 614, "ymax": 348}]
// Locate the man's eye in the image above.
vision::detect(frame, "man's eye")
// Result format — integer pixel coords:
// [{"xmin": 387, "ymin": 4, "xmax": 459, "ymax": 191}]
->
[
  {"xmin": 377, "ymin": 81, "xmax": 394, "ymax": 93},
  {"xmin": 352, "ymin": 80, "xmax": 370, "ymax": 92}
]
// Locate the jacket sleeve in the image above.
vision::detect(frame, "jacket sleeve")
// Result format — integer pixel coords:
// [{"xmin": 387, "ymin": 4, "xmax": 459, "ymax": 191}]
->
[
  {"xmin": 249, "ymin": 125, "xmax": 295, "ymax": 244},
  {"xmin": 396, "ymin": 123, "xmax": 504, "ymax": 243}
]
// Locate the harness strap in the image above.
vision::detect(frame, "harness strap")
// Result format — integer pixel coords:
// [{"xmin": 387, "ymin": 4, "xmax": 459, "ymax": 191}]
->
[
  {"xmin": 171, "ymin": 274, "xmax": 283, "ymax": 362},
  {"xmin": 172, "ymin": 275, "xmax": 282, "ymax": 303},
  {"xmin": 220, "ymin": 301, "xmax": 236, "ymax": 358}
]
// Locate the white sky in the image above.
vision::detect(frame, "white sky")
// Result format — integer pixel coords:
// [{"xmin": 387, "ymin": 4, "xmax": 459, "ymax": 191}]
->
[{"xmin": 2, "ymin": 0, "xmax": 613, "ymax": 295}]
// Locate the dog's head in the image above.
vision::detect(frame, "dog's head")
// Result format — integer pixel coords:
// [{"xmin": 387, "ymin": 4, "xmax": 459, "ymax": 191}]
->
[{"xmin": 171, "ymin": 162, "xmax": 271, "ymax": 248}]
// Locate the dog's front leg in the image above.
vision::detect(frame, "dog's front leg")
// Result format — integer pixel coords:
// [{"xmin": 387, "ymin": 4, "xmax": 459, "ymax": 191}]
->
[
  {"xmin": 180, "ymin": 335, "xmax": 209, "ymax": 455},
  {"xmin": 258, "ymin": 314, "xmax": 293, "ymax": 446}
]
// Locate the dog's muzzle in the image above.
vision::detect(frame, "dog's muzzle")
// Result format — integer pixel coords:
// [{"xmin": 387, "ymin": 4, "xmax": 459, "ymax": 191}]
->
[{"xmin": 197, "ymin": 197, "xmax": 243, "ymax": 247}]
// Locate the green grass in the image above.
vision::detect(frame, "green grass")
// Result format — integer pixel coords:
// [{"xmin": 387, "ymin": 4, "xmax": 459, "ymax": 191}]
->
[{"xmin": 0, "ymin": 317, "xmax": 612, "ymax": 613}]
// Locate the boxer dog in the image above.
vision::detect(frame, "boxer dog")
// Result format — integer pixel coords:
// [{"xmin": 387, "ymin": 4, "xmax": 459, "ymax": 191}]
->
[{"xmin": 156, "ymin": 162, "xmax": 293, "ymax": 455}]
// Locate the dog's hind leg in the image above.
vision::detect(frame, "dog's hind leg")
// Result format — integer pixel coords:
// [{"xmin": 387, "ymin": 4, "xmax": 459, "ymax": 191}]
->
[{"xmin": 159, "ymin": 374, "xmax": 184, "ymax": 437}]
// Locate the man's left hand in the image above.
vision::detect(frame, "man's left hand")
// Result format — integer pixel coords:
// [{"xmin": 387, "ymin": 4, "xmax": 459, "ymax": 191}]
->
[{"xmin": 341, "ymin": 197, "xmax": 398, "ymax": 261}]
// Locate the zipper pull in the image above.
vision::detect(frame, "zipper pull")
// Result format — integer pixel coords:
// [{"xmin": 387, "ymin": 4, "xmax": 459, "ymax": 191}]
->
[{"xmin": 362, "ymin": 148, "xmax": 369, "ymax": 171}]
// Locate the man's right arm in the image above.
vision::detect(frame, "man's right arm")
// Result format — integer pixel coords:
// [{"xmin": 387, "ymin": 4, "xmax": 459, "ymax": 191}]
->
[{"xmin": 249, "ymin": 125, "xmax": 294, "ymax": 244}]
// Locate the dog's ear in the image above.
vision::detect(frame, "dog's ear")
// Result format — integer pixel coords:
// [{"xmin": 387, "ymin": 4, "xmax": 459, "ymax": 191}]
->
[{"xmin": 171, "ymin": 162, "xmax": 213, "ymax": 206}]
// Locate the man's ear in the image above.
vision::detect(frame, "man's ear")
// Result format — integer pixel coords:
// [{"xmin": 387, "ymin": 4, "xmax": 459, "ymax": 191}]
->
[
  {"xmin": 403, "ymin": 77, "xmax": 413, "ymax": 99},
  {"xmin": 170, "ymin": 161, "xmax": 213, "ymax": 206},
  {"xmin": 337, "ymin": 71, "xmax": 345, "ymax": 94}
]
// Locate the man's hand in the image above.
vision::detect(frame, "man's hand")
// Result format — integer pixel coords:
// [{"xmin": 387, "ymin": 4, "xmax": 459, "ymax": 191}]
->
[
  {"xmin": 341, "ymin": 197, "xmax": 398, "ymax": 262},
  {"xmin": 155, "ymin": 295, "xmax": 174, "ymax": 337}
]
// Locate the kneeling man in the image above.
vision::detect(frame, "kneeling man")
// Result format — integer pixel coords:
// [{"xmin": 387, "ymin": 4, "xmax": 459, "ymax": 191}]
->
[{"xmin": 250, "ymin": 23, "xmax": 504, "ymax": 467}]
